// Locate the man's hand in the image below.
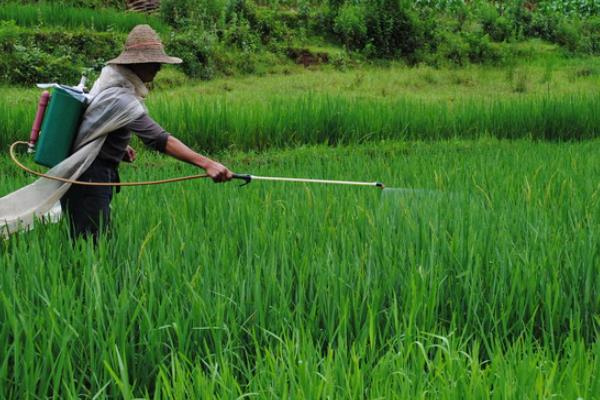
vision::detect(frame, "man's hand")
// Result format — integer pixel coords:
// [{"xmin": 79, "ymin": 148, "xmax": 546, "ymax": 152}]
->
[
  {"xmin": 205, "ymin": 161, "xmax": 233, "ymax": 183},
  {"xmin": 123, "ymin": 145, "xmax": 137, "ymax": 163}
]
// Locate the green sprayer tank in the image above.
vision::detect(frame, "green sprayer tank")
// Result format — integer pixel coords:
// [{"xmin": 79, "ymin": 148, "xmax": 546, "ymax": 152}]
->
[{"xmin": 34, "ymin": 86, "xmax": 87, "ymax": 168}]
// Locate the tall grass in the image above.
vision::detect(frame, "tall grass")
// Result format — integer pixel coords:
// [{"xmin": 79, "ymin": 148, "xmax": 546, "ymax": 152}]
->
[
  {"xmin": 1, "ymin": 139, "xmax": 599, "ymax": 397},
  {"xmin": 149, "ymin": 94, "xmax": 600, "ymax": 150},
  {"xmin": 0, "ymin": 2, "xmax": 168, "ymax": 33},
  {"xmin": 1, "ymin": 92, "xmax": 599, "ymax": 151}
]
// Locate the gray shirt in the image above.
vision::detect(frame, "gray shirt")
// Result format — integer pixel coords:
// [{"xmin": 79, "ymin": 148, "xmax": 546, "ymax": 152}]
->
[{"xmin": 98, "ymin": 113, "xmax": 170, "ymax": 164}]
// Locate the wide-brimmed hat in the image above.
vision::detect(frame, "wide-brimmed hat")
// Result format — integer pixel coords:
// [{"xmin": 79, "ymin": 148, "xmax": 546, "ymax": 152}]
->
[{"xmin": 107, "ymin": 24, "xmax": 182, "ymax": 65}]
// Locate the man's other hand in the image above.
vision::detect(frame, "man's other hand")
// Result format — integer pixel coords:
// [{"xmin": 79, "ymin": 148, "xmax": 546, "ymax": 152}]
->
[{"xmin": 123, "ymin": 145, "xmax": 137, "ymax": 163}]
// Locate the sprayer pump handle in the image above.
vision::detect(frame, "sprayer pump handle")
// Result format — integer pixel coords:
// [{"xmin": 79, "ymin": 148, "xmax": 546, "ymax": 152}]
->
[{"xmin": 233, "ymin": 173, "xmax": 252, "ymax": 187}]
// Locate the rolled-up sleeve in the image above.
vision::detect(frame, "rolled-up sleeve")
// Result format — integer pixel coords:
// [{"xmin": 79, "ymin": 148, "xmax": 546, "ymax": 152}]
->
[{"xmin": 126, "ymin": 114, "xmax": 170, "ymax": 153}]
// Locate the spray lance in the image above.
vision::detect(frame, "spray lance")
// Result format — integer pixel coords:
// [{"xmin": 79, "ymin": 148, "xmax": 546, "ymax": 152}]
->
[
  {"xmin": 232, "ymin": 174, "xmax": 384, "ymax": 189},
  {"xmin": 11, "ymin": 142, "xmax": 385, "ymax": 190}
]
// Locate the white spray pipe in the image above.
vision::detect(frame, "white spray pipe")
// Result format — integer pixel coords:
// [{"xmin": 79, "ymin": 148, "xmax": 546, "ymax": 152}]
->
[{"xmin": 233, "ymin": 174, "xmax": 385, "ymax": 189}]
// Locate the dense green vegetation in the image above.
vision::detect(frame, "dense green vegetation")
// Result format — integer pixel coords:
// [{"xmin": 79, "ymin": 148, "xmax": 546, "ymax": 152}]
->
[
  {"xmin": 1, "ymin": 0, "xmax": 599, "ymax": 84},
  {"xmin": 0, "ymin": 21, "xmax": 124, "ymax": 85},
  {"xmin": 1, "ymin": 139, "xmax": 599, "ymax": 398}
]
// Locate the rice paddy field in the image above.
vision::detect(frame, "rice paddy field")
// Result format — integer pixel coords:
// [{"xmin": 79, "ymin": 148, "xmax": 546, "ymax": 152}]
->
[
  {"xmin": 2, "ymin": 0, "xmax": 600, "ymax": 395},
  {"xmin": 1, "ymin": 137, "xmax": 600, "ymax": 398},
  {"xmin": 1, "ymin": 60, "xmax": 600, "ymax": 398}
]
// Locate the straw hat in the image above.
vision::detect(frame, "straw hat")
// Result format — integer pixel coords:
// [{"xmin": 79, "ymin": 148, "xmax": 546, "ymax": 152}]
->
[{"xmin": 107, "ymin": 24, "xmax": 182, "ymax": 65}]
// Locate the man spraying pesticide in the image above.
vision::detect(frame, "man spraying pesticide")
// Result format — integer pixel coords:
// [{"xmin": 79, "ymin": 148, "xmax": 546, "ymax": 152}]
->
[
  {"xmin": 2, "ymin": 25, "xmax": 233, "ymax": 241},
  {"xmin": 1, "ymin": 25, "xmax": 384, "ymax": 241}
]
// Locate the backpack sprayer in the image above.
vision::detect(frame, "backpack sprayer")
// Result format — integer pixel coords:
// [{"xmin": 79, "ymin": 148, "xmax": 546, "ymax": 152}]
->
[
  {"xmin": 28, "ymin": 78, "xmax": 88, "ymax": 167},
  {"xmin": 12, "ymin": 79, "xmax": 385, "ymax": 190}
]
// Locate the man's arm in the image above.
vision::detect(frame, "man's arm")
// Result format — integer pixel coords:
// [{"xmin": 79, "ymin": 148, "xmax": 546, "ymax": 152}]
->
[
  {"xmin": 165, "ymin": 135, "xmax": 233, "ymax": 182},
  {"xmin": 127, "ymin": 114, "xmax": 233, "ymax": 182}
]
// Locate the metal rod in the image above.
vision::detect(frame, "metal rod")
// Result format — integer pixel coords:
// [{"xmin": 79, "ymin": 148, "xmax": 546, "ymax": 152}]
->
[{"xmin": 233, "ymin": 173, "xmax": 384, "ymax": 189}]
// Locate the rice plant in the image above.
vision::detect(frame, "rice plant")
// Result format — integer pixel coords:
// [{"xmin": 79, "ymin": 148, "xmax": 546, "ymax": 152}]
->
[
  {"xmin": 2, "ymin": 90, "xmax": 599, "ymax": 151},
  {"xmin": 1, "ymin": 139, "xmax": 599, "ymax": 398}
]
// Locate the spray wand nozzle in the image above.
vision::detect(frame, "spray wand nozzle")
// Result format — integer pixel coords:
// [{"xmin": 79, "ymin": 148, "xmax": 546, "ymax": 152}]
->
[{"xmin": 233, "ymin": 174, "xmax": 252, "ymax": 187}]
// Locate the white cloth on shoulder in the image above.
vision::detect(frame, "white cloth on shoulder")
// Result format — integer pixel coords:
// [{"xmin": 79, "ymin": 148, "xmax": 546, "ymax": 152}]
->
[{"xmin": 0, "ymin": 65, "xmax": 147, "ymax": 237}]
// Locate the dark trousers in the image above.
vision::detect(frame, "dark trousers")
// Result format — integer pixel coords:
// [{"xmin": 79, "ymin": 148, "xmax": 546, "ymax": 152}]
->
[{"xmin": 60, "ymin": 158, "xmax": 119, "ymax": 241}]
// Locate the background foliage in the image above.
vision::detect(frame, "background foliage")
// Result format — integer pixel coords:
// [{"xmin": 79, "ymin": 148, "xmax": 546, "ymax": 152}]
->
[{"xmin": 0, "ymin": 0, "xmax": 599, "ymax": 85}]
